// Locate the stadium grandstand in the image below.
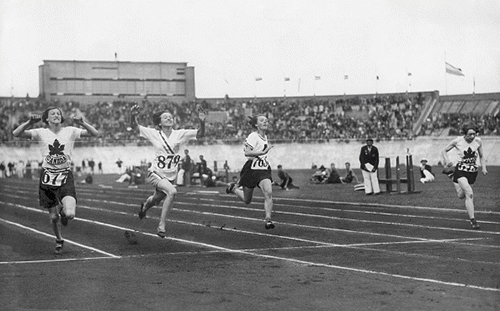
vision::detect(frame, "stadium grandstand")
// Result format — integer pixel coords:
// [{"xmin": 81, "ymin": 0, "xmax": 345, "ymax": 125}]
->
[{"xmin": 1, "ymin": 90, "xmax": 499, "ymax": 147}]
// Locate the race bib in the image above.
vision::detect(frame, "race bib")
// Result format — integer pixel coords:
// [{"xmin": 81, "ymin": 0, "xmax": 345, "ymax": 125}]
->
[
  {"xmin": 457, "ymin": 163, "xmax": 478, "ymax": 173},
  {"xmin": 251, "ymin": 156, "xmax": 270, "ymax": 170},
  {"xmin": 155, "ymin": 154, "xmax": 181, "ymax": 171},
  {"xmin": 41, "ymin": 170, "xmax": 69, "ymax": 186}
]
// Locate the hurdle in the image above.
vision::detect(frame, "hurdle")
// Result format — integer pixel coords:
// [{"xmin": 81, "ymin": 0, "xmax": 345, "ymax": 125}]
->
[{"xmin": 378, "ymin": 155, "xmax": 417, "ymax": 194}]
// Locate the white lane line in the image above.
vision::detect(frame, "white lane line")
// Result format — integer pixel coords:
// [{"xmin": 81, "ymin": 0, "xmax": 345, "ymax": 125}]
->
[
  {"xmin": 153, "ymin": 234, "xmax": 500, "ymax": 293},
  {"xmin": 61, "ymin": 204, "xmax": 500, "ymax": 265},
  {"xmin": 185, "ymin": 196, "xmax": 500, "ymax": 225},
  {"xmin": 8, "ymin": 185, "xmax": 500, "ymax": 216},
  {"xmin": 1, "ymin": 202, "xmax": 499, "ymax": 292},
  {"xmin": 0, "ymin": 257, "xmax": 118, "ymax": 265},
  {"xmin": 3, "ymin": 197, "xmax": 499, "ymax": 251},
  {"xmin": 228, "ymin": 193, "xmax": 500, "ymax": 215},
  {"xmin": 175, "ymin": 208, "xmax": 500, "ymax": 241},
  {"xmin": 72, "ymin": 193, "xmax": 500, "ymax": 230},
  {"xmin": 0, "ymin": 218, "xmax": 120, "ymax": 258}
]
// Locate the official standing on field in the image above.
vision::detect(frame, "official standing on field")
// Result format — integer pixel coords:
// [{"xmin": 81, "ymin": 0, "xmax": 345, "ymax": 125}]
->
[{"xmin": 359, "ymin": 138, "xmax": 381, "ymax": 195}]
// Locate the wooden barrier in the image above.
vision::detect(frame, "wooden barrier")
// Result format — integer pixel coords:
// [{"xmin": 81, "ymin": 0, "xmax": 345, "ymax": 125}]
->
[{"xmin": 379, "ymin": 155, "xmax": 416, "ymax": 194}]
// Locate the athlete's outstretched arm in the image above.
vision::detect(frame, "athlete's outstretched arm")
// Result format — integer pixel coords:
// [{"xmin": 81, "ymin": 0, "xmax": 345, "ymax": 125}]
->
[
  {"xmin": 477, "ymin": 140, "xmax": 488, "ymax": 175},
  {"xmin": 73, "ymin": 116, "xmax": 99, "ymax": 137},
  {"xmin": 441, "ymin": 138, "xmax": 458, "ymax": 167},
  {"xmin": 12, "ymin": 115, "xmax": 41, "ymax": 138},
  {"xmin": 130, "ymin": 105, "xmax": 141, "ymax": 130}
]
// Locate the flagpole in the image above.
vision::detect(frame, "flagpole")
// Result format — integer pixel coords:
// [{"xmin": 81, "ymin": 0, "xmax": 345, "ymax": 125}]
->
[{"xmin": 444, "ymin": 51, "xmax": 448, "ymax": 95}]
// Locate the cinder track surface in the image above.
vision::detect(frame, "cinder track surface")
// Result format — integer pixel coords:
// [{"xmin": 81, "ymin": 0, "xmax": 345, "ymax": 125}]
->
[{"xmin": 1, "ymin": 170, "xmax": 499, "ymax": 310}]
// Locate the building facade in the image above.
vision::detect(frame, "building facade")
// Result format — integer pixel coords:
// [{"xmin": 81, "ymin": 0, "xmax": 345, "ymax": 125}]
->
[{"xmin": 39, "ymin": 60, "xmax": 195, "ymax": 104}]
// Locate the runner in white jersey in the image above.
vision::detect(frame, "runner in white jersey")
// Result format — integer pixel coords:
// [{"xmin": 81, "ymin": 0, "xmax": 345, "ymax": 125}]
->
[
  {"xmin": 130, "ymin": 104, "xmax": 205, "ymax": 238},
  {"xmin": 226, "ymin": 115, "xmax": 275, "ymax": 229},
  {"xmin": 12, "ymin": 107, "xmax": 99, "ymax": 253},
  {"xmin": 442, "ymin": 122, "xmax": 488, "ymax": 229}
]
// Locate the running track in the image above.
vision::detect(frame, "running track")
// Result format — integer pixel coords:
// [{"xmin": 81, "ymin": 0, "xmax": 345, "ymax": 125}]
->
[{"xmin": 1, "ymin": 177, "xmax": 499, "ymax": 309}]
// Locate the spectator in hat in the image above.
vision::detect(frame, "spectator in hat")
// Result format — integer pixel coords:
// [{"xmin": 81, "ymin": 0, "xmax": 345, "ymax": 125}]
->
[{"xmin": 419, "ymin": 159, "xmax": 435, "ymax": 184}]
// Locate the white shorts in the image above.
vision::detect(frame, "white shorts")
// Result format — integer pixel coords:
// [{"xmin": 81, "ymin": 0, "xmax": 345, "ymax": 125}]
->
[{"xmin": 147, "ymin": 168, "xmax": 175, "ymax": 188}]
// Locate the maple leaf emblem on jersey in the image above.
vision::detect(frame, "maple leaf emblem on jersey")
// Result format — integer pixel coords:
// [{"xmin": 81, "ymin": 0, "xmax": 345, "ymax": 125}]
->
[
  {"xmin": 49, "ymin": 139, "xmax": 65, "ymax": 155},
  {"xmin": 462, "ymin": 147, "xmax": 477, "ymax": 165},
  {"xmin": 463, "ymin": 147, "xmax": 476, "ymax": 159}
]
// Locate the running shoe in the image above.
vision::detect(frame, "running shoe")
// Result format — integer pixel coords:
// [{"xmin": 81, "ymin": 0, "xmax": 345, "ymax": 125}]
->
[
  {"xmin": 55, "ymin": 239, "xmax": 64, "ymax": 254},
  {"xmin": 226, "ymin": 182, "xmax": 236, "ymax": 194},
  {"xmin": 264, "ymin": 220, "xmax": 275, "ymax": 230},
  {"xmin": 157, "ymin": 228, "xmax": 166, "ymax": 238},
  {"xmin": 138, "ymin": 203, "xmax": 146, "ymax": 219},
  {"xmin": 60, "ymin": 210, "xmax": 68, "ymax": 226},
  {"xmin": 470, "ymin": 219, "xmax": 480, "ymax": 230}
]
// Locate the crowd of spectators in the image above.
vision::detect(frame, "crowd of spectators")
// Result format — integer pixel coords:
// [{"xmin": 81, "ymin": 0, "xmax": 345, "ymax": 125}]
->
[
  {"xmin": 1, "ymin": 92, "xmax": 499, "ymax": 147},
  {"xmin": 420, "ymin": 112, "xmax": 500, "ymax": 136}
]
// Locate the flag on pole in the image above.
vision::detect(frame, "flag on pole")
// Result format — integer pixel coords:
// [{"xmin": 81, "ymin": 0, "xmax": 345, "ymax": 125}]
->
[
  {"xmin": 408, "ymin": 72, "xmax": 412, "ymax": 76},
  {"xmin": 376, "ymin": 76, "xmax": 379, "ymax": 80},
  {"xmin": 298, "ymin": 78, "xmax": 301, "ymax": 93},
  {"xmin": 284, "ymin": 77, "xmax": 290, "ymax": 81},
  {"xmin": 315, "ymin": 76, "xmax": 321, "ymax": 80},
  {"xmin": 445, "ymin": 62, "xmax": 464, "ymax": 76},
  {"xmin": 255, "ymin": 77, "xmax": 262, "ymax": 81},
  {"xmin": 344, "ymin": 75, "xmax": 349, "ymax": 80}
]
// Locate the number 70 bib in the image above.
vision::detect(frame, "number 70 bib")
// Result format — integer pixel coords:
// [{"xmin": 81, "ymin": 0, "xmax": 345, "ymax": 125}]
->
[{"xmin": 251, "ymin": 155, "xmax": 270, "ymax": 170}]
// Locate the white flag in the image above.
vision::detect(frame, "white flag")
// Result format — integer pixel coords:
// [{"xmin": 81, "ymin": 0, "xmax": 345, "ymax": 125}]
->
[{"xmin": 445, "ymin": 62, "xmax": 464, "ymax": 76}]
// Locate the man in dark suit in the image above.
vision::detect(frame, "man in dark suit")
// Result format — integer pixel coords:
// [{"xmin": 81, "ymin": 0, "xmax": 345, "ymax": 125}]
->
[{"xmin": 359, "ymin": 138, "xmax": 380, "ymax": 195}]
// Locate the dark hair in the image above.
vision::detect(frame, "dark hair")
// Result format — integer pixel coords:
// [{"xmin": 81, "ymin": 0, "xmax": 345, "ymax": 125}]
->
[
  {"xmin": 461, "ymin": 122, "xmax": 477, "ymax": 135},
  {"xmin": 42, "ymin": 107, "xmax": 64, "ymax": 124},
  {"xmin": 152, "ymin": 110, "xmax": 172, "ymax": 127},
  {"xmin": 366, "ymin": 138, "xmax": 373, "ymax": 143}
]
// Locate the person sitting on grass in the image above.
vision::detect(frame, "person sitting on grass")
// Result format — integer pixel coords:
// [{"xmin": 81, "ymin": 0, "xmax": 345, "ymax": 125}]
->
[
  {"xmin": 323, "ymin": 162, "xmax": 342, "ymax": 184},
  {"xmin": 341, "ymin": 162, "xmax": 360, "ymax": 184},
  {"xmin": 274, "ymin": 164, "xmax": 299, "ymax": 190},
  {"xmin": 310, "ymin": 165, "xmax": 328, "ymax": 183}
]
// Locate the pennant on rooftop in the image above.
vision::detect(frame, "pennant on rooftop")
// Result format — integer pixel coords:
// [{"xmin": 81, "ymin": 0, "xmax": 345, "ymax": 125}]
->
[
  {"xmin": 445, "ymin": 62, "xmax": 464, "ymax": 76},
  {"xmin": 255, "ymin": 77, "xmax": 262, "ymax": 81}
]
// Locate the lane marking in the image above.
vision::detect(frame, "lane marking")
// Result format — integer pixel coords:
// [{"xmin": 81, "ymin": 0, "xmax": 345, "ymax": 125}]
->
[
  {"xmin": 0, "ymin": 257, "xmax": 118, "ymax": 265},
  {"xmin": 3, "ymin": 196, "xmax": 500, "ymax": 249},
  {"xmin": 1, "ymin": 202, "xmax": 499, "ymax": 292},
  {"xmin": 3, "ymin": 200, "xmax": 499, "ymax": 267},
  {"xmin": 8, "ymin": 190, "xmax": 500, "ymax": 235},
  {"xmin": 8, "ymin": 184, "xmax": 500, "ymax": 216},
  {"xmin": 0, "ymin": 218, "xmax": 120, "ymax": 258}
]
